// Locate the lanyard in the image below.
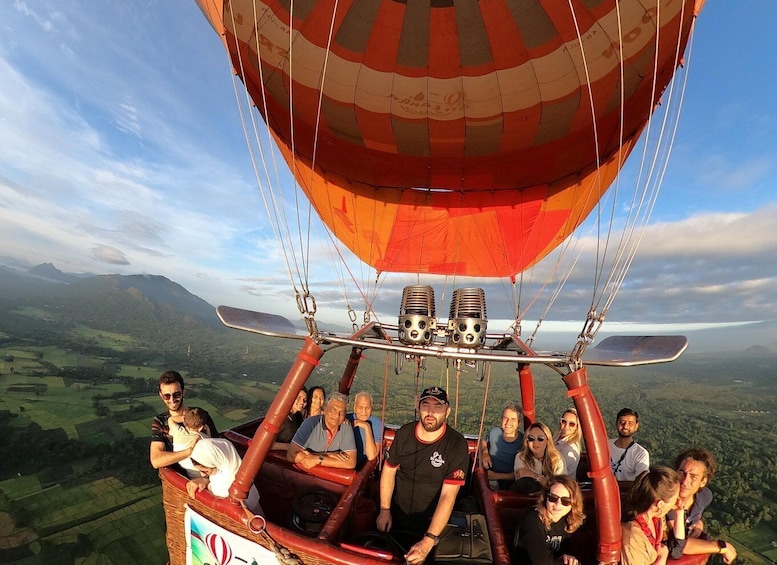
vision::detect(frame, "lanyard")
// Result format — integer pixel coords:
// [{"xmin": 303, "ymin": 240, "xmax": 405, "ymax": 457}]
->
[
  {"xmin": 611, "ymin": 440, "xmax": 634, "ymax": 475},
  {"xmin": 635, "ymin": 514, "xmax": 662, "ymax": 551}
]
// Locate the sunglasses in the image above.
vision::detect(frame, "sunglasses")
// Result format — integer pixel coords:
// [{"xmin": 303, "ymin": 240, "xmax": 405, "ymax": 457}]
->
[
  {"xmin": 560, "ymin": 419, "xmax": 577, "ymax": 427},
  {"xmin": 546, "ymin": 493, "xmax": 573, "ymax": 506},
  {"xmin": 161, "ymin": 391, "xmax": 182, "ymax": 400},
  {"xmin": 527, "ymin": 435, "xmax": 546, "ymax": 442}
]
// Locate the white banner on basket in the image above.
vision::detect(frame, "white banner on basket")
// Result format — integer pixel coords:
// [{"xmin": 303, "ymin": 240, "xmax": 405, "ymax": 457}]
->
[{"xmin": 184, "ymin": 505, "xmax": 279, "ymax": 565}]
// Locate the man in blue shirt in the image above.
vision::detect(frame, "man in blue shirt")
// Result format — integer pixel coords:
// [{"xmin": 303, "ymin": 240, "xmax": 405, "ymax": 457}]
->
[
  {"xmin": 480, "ymin": 401, "xmax": 523, "ymax": 489},
  {"xmin": 287, "ymin": 392, "xmax": 356, "ymax": 470},
  {"xmin": 347, "ymin": 390, "xmax": 384, "ymax": 465}
]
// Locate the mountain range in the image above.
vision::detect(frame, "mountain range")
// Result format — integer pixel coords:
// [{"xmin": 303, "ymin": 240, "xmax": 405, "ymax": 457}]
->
[
  {"xmin": 0, "ymin": 262, "xmax": 222, "ymax": 336},
  {"xmin": 0, "ymin": 263, "xmax": 774, "ymax": 357},
  {"xmin": 0, "ymin": 262, "xmax": 319, "ymax": 385}
]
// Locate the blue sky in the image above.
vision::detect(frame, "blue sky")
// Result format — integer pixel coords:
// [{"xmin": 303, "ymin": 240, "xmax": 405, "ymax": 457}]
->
[{"xmin": 0, "ymin": 1, "xmax": 775, "ymax": 350}]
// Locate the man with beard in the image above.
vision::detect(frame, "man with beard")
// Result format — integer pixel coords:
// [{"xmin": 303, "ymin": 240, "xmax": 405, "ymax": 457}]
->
[
  {"xmin": 150, "ymin": 370, "xmax": 218, "ymax": 471},
  {"xmin": 608, "ymin": 407, "xmax": 649, "ymax": 483},
  {"xmin": 376, "ymin": 387, "xmax": 469, "ymax": 565}
]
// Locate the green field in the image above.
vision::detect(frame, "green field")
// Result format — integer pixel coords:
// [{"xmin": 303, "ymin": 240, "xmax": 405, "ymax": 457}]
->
[
  {"xmin": 731, "ymin": 522, "xmax": 777, "ymax": 563},
  {"xmin": 0, "ymin": 345, "xmax": 175, "ymax": 563},
  {"xmin": 117, "ymin": 366, "xmax": 165, "ymax": 379},
  {"xmin": 71, "ymin": 326, "xmax": 137, "ymax": 351},
  {"xmin": 1, "ymin": 339, "xmax": 776, "ymax": 564}
]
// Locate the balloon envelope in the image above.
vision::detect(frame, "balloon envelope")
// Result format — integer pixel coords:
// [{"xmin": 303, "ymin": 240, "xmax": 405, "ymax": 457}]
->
[{"xmin": 197, "ymin": 0, "xmax": 698, "ymax": 277}]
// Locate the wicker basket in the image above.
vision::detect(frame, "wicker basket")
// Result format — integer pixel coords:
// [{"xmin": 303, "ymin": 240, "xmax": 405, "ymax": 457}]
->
[{"xmin": 160, "ymin": 468, "xmax": 389, "ymax": 565}]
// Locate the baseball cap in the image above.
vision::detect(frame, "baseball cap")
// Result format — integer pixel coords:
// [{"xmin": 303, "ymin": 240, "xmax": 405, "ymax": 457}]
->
[{"xmin": 419, "ymin": 386, "xmax": 449, "ymax": 405}]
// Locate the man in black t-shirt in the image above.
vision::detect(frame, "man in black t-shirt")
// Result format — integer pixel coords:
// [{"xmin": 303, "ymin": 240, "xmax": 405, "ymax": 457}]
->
[{"xmin": 376, "ymin": 387, "xmax": 469, "ymax": 565}]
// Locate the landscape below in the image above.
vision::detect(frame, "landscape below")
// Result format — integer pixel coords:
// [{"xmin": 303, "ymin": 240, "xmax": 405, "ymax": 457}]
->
[{"xmin": 0, "ymin": 264, "xmax": 775, "ymax": 564}]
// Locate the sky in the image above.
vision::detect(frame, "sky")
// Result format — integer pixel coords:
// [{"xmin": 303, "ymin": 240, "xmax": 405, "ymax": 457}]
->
[{"xmin": 0, "ymin": 1, "xmax": 775, "ymax": 351}]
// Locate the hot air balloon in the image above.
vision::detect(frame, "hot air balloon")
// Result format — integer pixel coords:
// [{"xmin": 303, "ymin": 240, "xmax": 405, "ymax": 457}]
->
[
  {"xmin": 196, "ymin": 0, "xmax": 700, "ymax": 279},
  {"xmin": 159, "ymin": 2, "xmax": 709, "ymax": 565},
  {"xmin": 206, "ymin": 533, "xmax": 233, "ymax": 565}
]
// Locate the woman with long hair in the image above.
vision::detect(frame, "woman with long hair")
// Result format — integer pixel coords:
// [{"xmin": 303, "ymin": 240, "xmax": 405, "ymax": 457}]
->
[
  {"xmin": 513, "ymin": 422, "xmax": 565, "ymax": 492},
  {"xmin": 513, "ymin": 475, "xmax": 586, "ymax": 564},
  {"xmin": 621, "ymin": 467, "xmax": 683, "ymax": 565},
  {"xmin": 554, "ymin": 409, "xmax": 582, "ymax": 478},
  {"xmin": 272, "ymin": 386, "xmax": 307, "ymax": 451},
  {"xmin": 307, "ymin": 385, "xmax": 326, "ymax": 417}
]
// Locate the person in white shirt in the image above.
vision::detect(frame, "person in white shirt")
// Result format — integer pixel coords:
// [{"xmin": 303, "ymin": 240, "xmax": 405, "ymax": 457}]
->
[
  {"xmin": 554, "ymin": 408, "xmax": 582, "ymax": 478},
  {"xmin": 608, "ymin": 408, "xmax": 649, "ymax": 483},
  {"xmin": 186, "ymin": 438, "xmax": 261, "ymax": 513},
  {"xmin": 171, "ymin": 406, "xmax": 212, "ymax": 477}
]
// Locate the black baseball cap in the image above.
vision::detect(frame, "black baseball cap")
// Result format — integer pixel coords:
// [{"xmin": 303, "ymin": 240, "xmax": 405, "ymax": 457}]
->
[{"xmin": 419, "ymin": 386, "xmax": 449, "ymax": 405}]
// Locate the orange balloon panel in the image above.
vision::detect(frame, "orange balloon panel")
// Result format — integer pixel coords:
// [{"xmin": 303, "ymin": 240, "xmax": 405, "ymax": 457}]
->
[
  {"xmin": 197, "ymin": 0, "xmax": 698, "ymax": 276},
  {"xmin": 275, "ymin": 133, "xmax": 636, "ymax": 277}
]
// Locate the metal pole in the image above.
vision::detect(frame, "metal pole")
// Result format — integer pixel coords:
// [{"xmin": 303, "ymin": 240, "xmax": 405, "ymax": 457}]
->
[
  {"xmin": 563, "ymin": 367, "xmax": 621, "ymax": 564},
  {"xmin": 229, "ymin": 337, "xmax": 323, "ymax": 500}
]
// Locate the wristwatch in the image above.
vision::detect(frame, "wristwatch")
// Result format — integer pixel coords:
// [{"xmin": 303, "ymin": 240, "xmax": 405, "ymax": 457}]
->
[
  {"xmin": 717, "ymin": 540, "xmax": 727, "ymax": 553},
  {"xmin": 318, "ymin": 455, "xmax": 324, "ymax": 465},
  {"xmin": 424, "ymin": 532, "xmax": 440, "ymax": 546}
]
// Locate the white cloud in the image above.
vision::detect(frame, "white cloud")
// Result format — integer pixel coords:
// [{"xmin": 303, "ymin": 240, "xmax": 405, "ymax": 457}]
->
[
  {"xmin": 0, "ymin": 0, "xmax": 775, "ymax": 352},
  {"xmin": 91, "ymin": 244, "xmax": 129, "ymax": 265},
  {"xmin": 639, "ymin": 206, "xmax": 777, "ymax": 257}
]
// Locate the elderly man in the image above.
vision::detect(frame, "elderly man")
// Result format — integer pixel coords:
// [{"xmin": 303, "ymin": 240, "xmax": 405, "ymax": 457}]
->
[
  {"xmin": 347, "ymin": 390, "xmax": 384, "ymax": 465},
  {"xmin": 480, "ymin": 401, "xmax": 523, "ymax": 489},
  {"xmin": 287, "ymin": 392, "xmax": 357, "ymax": 470},
  {"xmin": 150, "ymin": 370, "xmax": 217, "ymax": 471},
  {"xmin": 377, "ymin": 387, "xmax": 469, "ymax": 565},
  {"xmin": 667, "ymin": 448, "xmax": 737, "ymax": 563},
  {"xmin": 609, "ymin": 407, "xmax": 649, "ymax": 483}
]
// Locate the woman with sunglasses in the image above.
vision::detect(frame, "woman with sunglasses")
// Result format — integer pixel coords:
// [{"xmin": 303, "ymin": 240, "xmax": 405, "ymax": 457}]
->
[
  {"xmin": 513, "ymin": 422, "xmax": 565, "ymax": 493},
  {"xmin": 621, "ymin": 466, "xmax": 683, "ymax": 565},
  {"xmin": 512, "ymin": 475, "xmax": 586, "ymax": 565},
  {"xmin": 554, "ymin": 409, "xmax": 582, "ymax": 478}
]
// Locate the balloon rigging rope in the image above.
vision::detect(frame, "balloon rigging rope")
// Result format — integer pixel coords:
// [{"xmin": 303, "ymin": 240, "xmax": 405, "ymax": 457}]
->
[
  {"xmin": 597, "ymin": 2, "xmax": 682, "ymax": 317},
  {"xmin": 601, "ymin": 7, "xmax": 696, "ymax": 317},
  {"xmin": 592, "ymin": 0, "xmax": 642, "ymax": 318},
  {"xmin": 591, "ymin": 10, "xmax": 668, "ymax": 316},
  {"xmin": 565, "ymin": 0, "xmax": 612, "ymax": 310},
  {"xmin": 529, "ymin": 2, "xmax": 694, "ymax": 345},
  {"xmin": 550, "ymin": 2, "xmax": 693, "ymax": 345},
  {"xmin": 227, "ymin": 3, "xmax": 305, "ymax": 299},
  {"xmin": 522, "ymin": 1, "xmax": 617, "ymax": 341},
  {"xmin": 473, "ymin": 363, "xmax": 493, "ymax": 472},
  {"xmin": 519, "ymin": 1, "xmax": 615, "ymax": 340},
  {"xmin": 296, "ymin": 0, "xmax": 391, "ymax": 324},
  {"xmin": 247, "ymin": 2, "xmax": 308, "ymax": 293},
  {"xmin": 305, "ymin": 0, "xmax": 341, "ymax": 288},
  {"xmin": 304, "ymin": 0, "xmax": 377, "ymax": 320},
  {"xmin": 285, "ymin": 0, "xmax": 309, "ymax": 290}
]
